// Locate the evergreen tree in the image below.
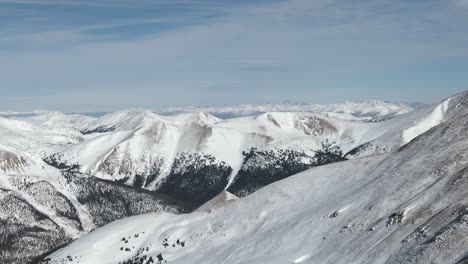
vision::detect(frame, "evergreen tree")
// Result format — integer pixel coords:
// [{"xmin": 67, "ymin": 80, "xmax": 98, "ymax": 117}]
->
[{"xmin": 315, "ymin": 139, "xmax": 346, "ymax": 166}]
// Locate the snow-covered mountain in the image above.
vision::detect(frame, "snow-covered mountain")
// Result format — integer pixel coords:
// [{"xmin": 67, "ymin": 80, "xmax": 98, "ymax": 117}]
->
[
  {"xmin": 43, "ymin": 91, "xmax": 468, "ymax": 264},
  {"xmin": 39, "ymin": 99, "xmax": 447, "ymax": 202},
  {"xmin": 0, "ymin": 95, "xmax": 459, "ymax": 263},
  {"xmin": 0, "ymin": 116, "xmax": 190, "ymax": 264},
  {"xmin": 156, "ymin": 100, "xmax": 424, "ymax": 120},
  {"xmin": 0, "ymin": 98, "xmax": 449, "ymax": 204}
]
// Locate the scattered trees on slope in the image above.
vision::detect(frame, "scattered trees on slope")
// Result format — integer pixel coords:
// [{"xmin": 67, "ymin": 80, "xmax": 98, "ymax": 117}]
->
[{"xmin": 314, "ymin": 139, "xmax": 347, "ymax": 166}]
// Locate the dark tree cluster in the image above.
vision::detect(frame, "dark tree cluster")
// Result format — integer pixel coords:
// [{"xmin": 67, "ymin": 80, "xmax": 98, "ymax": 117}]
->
[
  {"xmin": 0, "ymin": 189, "xmax": 71, "ymax": 264},
  {"xmin": 43, "ymin": 153, "xmax": 80, "ymax": 174},
  {"xmin": 227, "ymin": 147, "xmax": 316, "ymax": 197},
  {"xmin": 80, "ymin": 125, "xmax": 116, "ymax": 135},
  {"xmin": 228, "ymin": 142, "xmax": 346, "ymax": 197},
  {"xmin": 314, "ymin": 139, "xmax": 347, "ymax": 166},
  {"xmin": 157, "ymin": 152, "xmax": 232, "ymax": 204},
  {"xmin": 68, "ymin": 176, "xmax": 190, "ymax": 226}
]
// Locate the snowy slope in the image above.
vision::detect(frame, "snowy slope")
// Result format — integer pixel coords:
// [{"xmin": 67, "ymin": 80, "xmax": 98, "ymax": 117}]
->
[
  {"xmin": 0, "ymin": 116, "xmax": 85, "ymax": 177},
  {"xmin": 44, "ymin": 91, "xmax": 468, "ymax": 264},
  {"xmin": 345, "ymin": 97, "xmax": 452, "ymax": 158},
  {"xmin": 0, "ymin": 171, "xmax": 191, "ymax": 264},
  {"xmin": 45, "ymin": 101, "xmax": 447, "ymax": 194},
  {"xmin": 0, "ymin": 113, "xmax": 193, "ymax": 264},
  {"xmin": 0, "ymin": 97, "xmax": 451, "ymax": 205},
  {"xmin": 193, "ymin": 191, "xmax": 238, "ymax": 213},
  {"xmin": 0, "ymin": 144, "xmax": 60, "ymax": 177},
  {"xmin": 50, "ymin": 111, "xmax": 257, "ymax": 183},
  {"xmin": 0, "ymin": 116, "xmax": 85, "ymax": 158},
  {"xmin": 16, "ymin": 111, "xmax": 96, "ymax": 132},
  {"xmin": 0, "ymin": 100, "xmax": 429, "ymax": 181},
  {"xmin": 3, "ymin": 101, "xmax": 445, "ymax": 207}
]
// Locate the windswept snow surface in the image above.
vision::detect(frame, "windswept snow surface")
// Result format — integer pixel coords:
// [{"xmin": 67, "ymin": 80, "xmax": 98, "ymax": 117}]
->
[
  {"xmin": 402, "ymin": 98, "xmax": 451, "ymax": 144},
  {"xmin": 46, "ymin": 91, "xmax": 468, "ymax": 264},
  {"xmin": 194, "ymin": 191, "xmax": 238, "ymax": 213}
]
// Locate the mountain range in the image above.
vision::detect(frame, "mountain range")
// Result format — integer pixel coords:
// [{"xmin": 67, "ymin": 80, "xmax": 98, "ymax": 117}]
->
[
  {"xmin": 0, "ymin": 96, "xmax": 462, "ymax": 264},
  {"xmin": 43, "ymin": 91, "xmax": 468, "ymax": 264}
]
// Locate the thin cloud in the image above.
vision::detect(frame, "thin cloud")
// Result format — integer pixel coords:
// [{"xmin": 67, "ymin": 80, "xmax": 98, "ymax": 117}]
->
[
  {"xmin": 453, "ymin": 0, "xmax": 468, "ymax": 6},
  {"xmin": 0, "ymin": 0, "xmax": 216, "ymax": 8},
  {"xmin": 0, "ymin": 0, "xmax": 467, "ymax": 111}
]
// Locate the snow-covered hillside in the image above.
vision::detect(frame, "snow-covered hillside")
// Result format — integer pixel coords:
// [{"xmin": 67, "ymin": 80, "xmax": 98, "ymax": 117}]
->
[
  {"xmin": 44, "ymin": 91, "xmax": 468, "ymax": 264},
  {"xmin": 38, "ymin": 100, "xmax": 447, "ymax": 202},
  {"xmin": 0, "ymin": 115, "xmax": 85, "ymax": 156},
  {"xmin": 0, "ymin": 98, "xmax": 451, "ymax": 205},
  {"xmin": 0, "ymin": 171, "xmax": 191, "ymax": 264},
  {"xmin": 0, "ymin": 94, "xmax": 463, "ymax": 264}
]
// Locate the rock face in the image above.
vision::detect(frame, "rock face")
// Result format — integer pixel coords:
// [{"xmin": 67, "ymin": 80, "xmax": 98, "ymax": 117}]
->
[{"xmin": 0, "ymin": 150, "xmax": 29, "ymax": 173}]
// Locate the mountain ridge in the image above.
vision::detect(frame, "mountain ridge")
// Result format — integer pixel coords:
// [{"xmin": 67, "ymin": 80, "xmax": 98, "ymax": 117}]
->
[
  {"xmin": 0, "ymin": 92, "xmax": 463, "ymax": 263},
  {"xmin": 42, "ymin": 90, "xmax": 468, "ymax": 264}
]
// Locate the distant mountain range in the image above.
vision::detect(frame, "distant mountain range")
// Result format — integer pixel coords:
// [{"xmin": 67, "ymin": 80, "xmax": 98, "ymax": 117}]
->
[
  {"xmin": 1, "ymin": 100, "xmax": 425, "ymax": 120},
  {"xmin": 156, "ymin": 100, "xmax": 426, "ymax": 120}
]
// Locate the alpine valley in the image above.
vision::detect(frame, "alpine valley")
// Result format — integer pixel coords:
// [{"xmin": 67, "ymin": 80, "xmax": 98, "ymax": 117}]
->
[{"xmin": 0, "ymin": 92, "xmax": 465, "ymax": 264}]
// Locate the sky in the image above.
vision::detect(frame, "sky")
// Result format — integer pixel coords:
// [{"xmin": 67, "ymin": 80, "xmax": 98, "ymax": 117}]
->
[{"xmin": 0, "ymin": 0, "xmax": 467, "ymax": 112}]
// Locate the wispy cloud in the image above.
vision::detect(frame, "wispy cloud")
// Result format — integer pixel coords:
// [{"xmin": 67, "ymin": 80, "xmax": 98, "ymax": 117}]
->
[
  {"xmin": 452, "ymin": 0, "xmax": 468, "ymax": 6},
  {"xmin": 0, "ymin": 0, "xmax": 467, "ymax": 111},
  {"xmin": 0, "ymin": 0, "xmax": 219, "ymax": 8}
]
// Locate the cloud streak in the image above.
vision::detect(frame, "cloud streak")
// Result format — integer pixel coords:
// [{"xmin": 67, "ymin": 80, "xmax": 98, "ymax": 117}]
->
[{"xmin": 0, "ymin": 0, "xmax": 467, "ymax": 111}]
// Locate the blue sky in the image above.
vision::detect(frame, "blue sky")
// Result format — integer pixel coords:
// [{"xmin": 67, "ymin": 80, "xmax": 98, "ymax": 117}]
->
[{"xmin": 0, "ymin": 0, "xmax": 467, "ymax": 111}]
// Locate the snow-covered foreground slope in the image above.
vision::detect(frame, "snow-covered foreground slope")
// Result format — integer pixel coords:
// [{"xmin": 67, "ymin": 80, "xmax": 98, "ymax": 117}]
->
[{"xmin": 45, "ymin": 91, "xmax": 468, "ymax": 264}]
